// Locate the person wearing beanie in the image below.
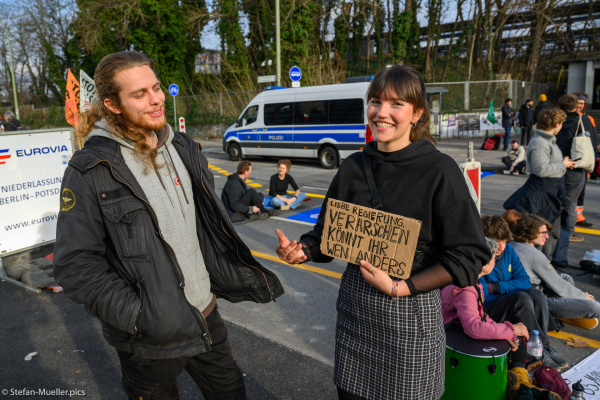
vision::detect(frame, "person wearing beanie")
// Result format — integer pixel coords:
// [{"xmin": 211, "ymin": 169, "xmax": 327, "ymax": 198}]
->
[
  {"xmin": 573, "ymin": 92, "xmax": 599, "ymax": 229},
  {"xmin": 533, "ymin": 94, "xmax": 553, "ymax": 126}
]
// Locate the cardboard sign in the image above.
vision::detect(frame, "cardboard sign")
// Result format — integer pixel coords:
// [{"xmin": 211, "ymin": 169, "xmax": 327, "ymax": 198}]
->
[
  {"xmin": 80, "ymin": 70, "xmax": 96, "ymax": 112},
  {"xmin": 320, "ymin": 199, "xmax": 422, "ymax": 279}
]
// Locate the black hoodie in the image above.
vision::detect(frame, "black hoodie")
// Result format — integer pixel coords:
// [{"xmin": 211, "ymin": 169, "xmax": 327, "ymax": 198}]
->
[
  {"xmin": 300, "ymin": 139, "xmax": 489, "ymax": 292},
  {"xmin": 221, "ymin": 173, "xmax": 251, "ymax": 222},
  {"xmin": 5, "ymin": 119, "xmax": 23, "ymax": 131}
]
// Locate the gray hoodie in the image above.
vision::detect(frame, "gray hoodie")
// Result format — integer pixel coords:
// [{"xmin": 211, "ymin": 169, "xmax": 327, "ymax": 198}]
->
[
  {"xmin": 88, "ymin": 120, "xmax": 213, "ymax": 313},
  {"xmin": 526, "ymin": 129, "xmax": 566, "ymax": 178}
]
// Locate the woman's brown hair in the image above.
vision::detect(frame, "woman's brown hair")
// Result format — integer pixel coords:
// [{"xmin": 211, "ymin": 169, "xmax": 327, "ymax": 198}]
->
[
  {"xmin": 481, "ymin": 214, "xmax": 513, "ymax": 242},
  {"xmin": 77, "ymin": 51, "xmax": 163, "ymax": 173},
  {"xmin": 278, "ymin": 159, "xmax": 292, "ymax": 172},
  {"xmin": 513, "ymin": 214, "xmax": 552, "ymax": 243},
  {"xmin": 502, "ymin": 209, "xmax": 523, "ymax": 232},
  {"xmin": 366, "ymin": 65, "xmax": 435, "ymax": 145}
]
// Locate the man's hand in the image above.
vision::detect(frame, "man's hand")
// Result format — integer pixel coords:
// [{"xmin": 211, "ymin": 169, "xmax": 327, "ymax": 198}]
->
[
  {"xmin": 512, "ymin": 322, "xmax": 529, "ymax": 340},
  {"xmin": 252, "ymin": 206, "xmax": 260, "ymax": 213},
  {"xmin": 509, "ymin": 166, "xmax": 514, "ymax": 172},
  {"xmin": 275, "ymin": 229, "xmax": 307, "ymax": 264}
]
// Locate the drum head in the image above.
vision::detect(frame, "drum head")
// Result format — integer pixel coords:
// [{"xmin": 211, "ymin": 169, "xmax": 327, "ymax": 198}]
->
[{"xmin": 445, "ymin": 323, "xmax": 510, "ymax": 358}]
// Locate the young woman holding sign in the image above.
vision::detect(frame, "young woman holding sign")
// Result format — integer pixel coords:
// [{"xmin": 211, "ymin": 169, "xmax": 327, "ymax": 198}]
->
[{"xmin": 275, "ymin": 65, "xmax": 489, "ymax": 400}]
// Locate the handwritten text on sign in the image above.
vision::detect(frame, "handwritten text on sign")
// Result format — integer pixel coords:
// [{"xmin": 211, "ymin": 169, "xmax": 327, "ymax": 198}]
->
[{"xmin": 320, "ymin": 199, "xmax": 422, "ymax": 279}]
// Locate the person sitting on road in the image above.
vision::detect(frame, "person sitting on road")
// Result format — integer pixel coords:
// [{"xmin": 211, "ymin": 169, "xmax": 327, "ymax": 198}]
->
[
  {"xmin": 222, "ymin": 161, "xmax": 279, "ymax": 222},
  {"xmin": 510, "ymin": 213, "xmax": 600, "ymax": 330},
  {"xmin": 502, "ymin": 140, "xmax": 526, "ymax": 175},
  {"xmin": 269, "ymin": 159, "xmax": 306, "ymax": 210},
  {"xmin": 480, "ymin": 215, "xmax": 568, "ymax": 371},
  {"xmin": 442, "ymin": 237, "xmax": 546, "ymax": 391}
]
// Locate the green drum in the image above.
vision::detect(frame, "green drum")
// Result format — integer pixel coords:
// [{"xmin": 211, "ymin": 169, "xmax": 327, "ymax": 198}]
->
[{"xmin": 440, "ymin": 324, "xmax": 511, "ymax": 400}]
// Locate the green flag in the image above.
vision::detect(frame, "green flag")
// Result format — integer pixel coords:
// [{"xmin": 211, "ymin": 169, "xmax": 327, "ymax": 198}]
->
[{"xmin": 487, "ymin": 100, "xmax": 496, "ymax": 124}]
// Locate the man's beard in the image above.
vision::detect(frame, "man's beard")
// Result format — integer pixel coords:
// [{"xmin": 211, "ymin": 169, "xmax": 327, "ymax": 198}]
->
[{"xmin": 121, "ymin": 104, "xmax": 167, "ymax": 132}]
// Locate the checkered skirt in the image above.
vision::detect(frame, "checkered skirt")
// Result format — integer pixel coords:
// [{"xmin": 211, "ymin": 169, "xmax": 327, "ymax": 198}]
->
[{"xmin": 334, "ymin": 264, "xmax": 446, "ymax": 400}]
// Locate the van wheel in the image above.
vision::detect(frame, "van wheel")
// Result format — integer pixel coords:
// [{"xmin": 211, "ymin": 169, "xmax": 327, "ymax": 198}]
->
[
  {"xmin": 228, "ymin": 143, "xmax": 242, "ymax": 161},
  {"xmin": 319, "ymin": 147, "xmax": 339, "ymax": 169}
]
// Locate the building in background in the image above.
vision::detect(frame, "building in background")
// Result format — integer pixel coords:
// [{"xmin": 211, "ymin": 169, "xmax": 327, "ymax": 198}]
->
[{"xmin": 195, "ymin": 50, "xmax": 221, "ymax": 75}]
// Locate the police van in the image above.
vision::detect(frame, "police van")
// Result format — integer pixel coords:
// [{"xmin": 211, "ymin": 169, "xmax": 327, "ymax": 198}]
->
[{"xmin": 222, "ymin": 82, "xmax": 372, "ymax": 169}]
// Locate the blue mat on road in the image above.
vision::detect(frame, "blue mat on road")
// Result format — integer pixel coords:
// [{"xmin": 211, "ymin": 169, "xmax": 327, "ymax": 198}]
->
[
  {"xmin": 286, "ymin": 207, "xmax": 321, "ymax": 224},
  {"xmin": 481, "ymin": 171, "xmax": 495, "ymax": 178}
]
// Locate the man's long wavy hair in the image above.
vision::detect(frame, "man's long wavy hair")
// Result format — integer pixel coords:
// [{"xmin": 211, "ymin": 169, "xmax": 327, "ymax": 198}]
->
[{"xmin": 77, "ymin": 51, "xmax": 163, "ymax": 173}]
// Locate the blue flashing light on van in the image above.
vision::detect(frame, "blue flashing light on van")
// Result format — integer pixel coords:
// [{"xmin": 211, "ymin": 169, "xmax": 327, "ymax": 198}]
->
[{"xmin": 222, "ymin": 82, "xmax": 373, "ymax": 169}]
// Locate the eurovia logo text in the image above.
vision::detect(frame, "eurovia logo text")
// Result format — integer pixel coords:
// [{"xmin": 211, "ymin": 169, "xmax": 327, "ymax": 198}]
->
[{"xmin": 16, "ymin": 145, "xmax": 69, "ymax": 157}]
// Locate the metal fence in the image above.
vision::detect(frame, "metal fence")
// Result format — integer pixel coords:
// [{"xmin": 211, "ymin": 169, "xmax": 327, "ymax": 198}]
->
[{"xmin": 172, "ymin": 80, "xmax": 563, "ymax": 139}]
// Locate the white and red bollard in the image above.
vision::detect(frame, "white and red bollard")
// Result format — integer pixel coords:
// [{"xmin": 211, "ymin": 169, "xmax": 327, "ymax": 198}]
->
[
  {"xmin": 179, "ymin": 117, "xmax": 186, "ymax": 133},
  {"xmin": 459, "ymin": 142, "xmax": 481, "ymax": 213}
]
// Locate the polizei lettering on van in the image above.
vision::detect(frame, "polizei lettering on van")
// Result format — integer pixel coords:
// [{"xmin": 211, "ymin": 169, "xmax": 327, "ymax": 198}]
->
[{"xmin": 16, "ymin": 146, "xmax": 69, "ymax": 157}]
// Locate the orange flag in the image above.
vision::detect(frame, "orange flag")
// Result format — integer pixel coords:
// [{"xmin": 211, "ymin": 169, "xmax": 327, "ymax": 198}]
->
[{"xmin": 65, "ymin": 69, "xmax": 80, "ymax": 127}]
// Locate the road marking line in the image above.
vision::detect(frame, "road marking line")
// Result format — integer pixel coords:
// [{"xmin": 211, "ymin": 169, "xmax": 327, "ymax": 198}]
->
[
  {"xmin": 251, "ymin": 250, "xmax": 343, "ymax": 279},
  {"xmin": 303, "ymin": 186, "xmax": 328, "ymax": 191},
  {"xmin": 575, "ymin": 227, "xmax": 600, "ymax": 236},
  {"xmin": 547, "ymin": 331, "xmax": 600, "ymax": 349},
  {"xmin": 269, "ymin": 216, "xmax": 314, "ymax": 226},
  {"xmin": 249, "ymin": 183, "xmax": 263, "ymax": 187},
  {"xmin": 287, "ymin": 190, "xmax": 325, "ymax": 199}
]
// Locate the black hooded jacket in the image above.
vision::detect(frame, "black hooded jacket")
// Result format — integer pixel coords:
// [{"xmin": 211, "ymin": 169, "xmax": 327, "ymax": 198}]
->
[
  {"xmin": 53, "ymin": 131, "xmax": 283, "ymax": 359},
  {"xmin": 221, "ymin": 173, "xmax": 251, "ymax": 222},
  {"xmin": 533, "ymin": 101, "xmax": 554, "ymax": 125},
  {"xmin": 519, "ymin": 104, "xmax": 533, "ymax": 127},
  {"xmin": 300, "ymin": 140, "xmax": 489, "ymax": 293},
  {"xmin": 5, "ymin": 119, "xmax": 22, "ymax": 131}
]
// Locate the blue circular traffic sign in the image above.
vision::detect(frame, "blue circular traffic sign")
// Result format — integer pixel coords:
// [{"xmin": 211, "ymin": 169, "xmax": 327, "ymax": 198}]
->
[
  {"xmin": 168, "ymin": 84, "xmax": 179, "ymax": 96},
  {"xmin": 289, "ymin": 66, "xmax": 302, "ymax": 82}
]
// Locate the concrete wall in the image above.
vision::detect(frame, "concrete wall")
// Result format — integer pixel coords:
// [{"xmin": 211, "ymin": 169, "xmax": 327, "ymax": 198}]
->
[{"xmin": 568, "ymin": 62, "xmax": 587, "ymax": 94}]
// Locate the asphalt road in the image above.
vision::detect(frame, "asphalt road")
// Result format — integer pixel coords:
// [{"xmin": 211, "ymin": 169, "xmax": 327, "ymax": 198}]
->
[{"xmin": 1, "ymin": 138, "xmax": 599, "ymax": 399}]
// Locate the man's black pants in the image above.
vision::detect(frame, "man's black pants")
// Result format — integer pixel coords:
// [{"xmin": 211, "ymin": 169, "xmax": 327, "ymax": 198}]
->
[
  {"xmin": 239, "ymin": 189, "xmax": 264, "ymax": 210},
  {"xmin": 501, "ymin": 156, "xmax": 526, "ymax": 173},
  {"xmin": 521, "ymin": 125, "xmax": 533, "ymax": 146},
  {"xmin": 117, "ymin": 307, "xmax": 246, "ymax": 400},
  {"xmin": 485, "ymin": 288, "xmax": 550, "ymax": 350}
]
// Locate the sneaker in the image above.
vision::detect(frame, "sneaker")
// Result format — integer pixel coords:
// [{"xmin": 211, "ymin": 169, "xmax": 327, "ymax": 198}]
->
[
  {"xmin": 512, "ymin": 171, "xmax": 520, "ymax": 176},
  {"xmin": 544, "ymin": 344, "xmax": 568, "ymax": 370},
  {"xmin": 279, "ymin": 205, "xmax": 290, "ymax": 211},
  {"xmin": 504, "ymin": 170, "xmax": 511, "ymax": 175},
  {"xmin": 248, "ymin": 213, "xmax": 268, "ymax": 221},
  {"xmin": 267, "ymin": 209, "xmax": 281, "ymax": 217},
  {"xmin": 509, "ymin": 367, "xmax": 534, "ymax": 388},
  {"xmin": 507, "ymin": 370, "xmax": 519, "ymax": 389},
  {"xmin": 576, "ymin": 220, "xmax": 594, "ymax": 228},
  {"xmin": 559, "ymin": 317, "xmax": 599, "ymax": 329},
  {"xmin": 580, "ymin": 260, "xmax": 600, "ymax": 274},
  {"xmin": 569, "ymin": 234, "xmax": 584, "ymax": 242}
]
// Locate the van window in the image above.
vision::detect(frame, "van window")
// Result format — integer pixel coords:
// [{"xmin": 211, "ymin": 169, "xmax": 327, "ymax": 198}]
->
[
  {"xmin": 294, "ymin": 101, "xmax": 328, "ymax": 125},
  {"xmin": 241, "ymin": 105, "xmax": 259, "ymax": 125},
  {"xmin": 264, "ymin": 103, "xmax": 294, "ymax": 126},
  {"xmin": 328, "ymin": 99, "xmax": 364, "ymax": 124}
]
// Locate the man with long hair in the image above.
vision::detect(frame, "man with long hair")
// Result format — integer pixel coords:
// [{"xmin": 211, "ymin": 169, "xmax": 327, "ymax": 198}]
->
[{"xmin": 53, "ymin": 51, "xmax": 284, "ymax": 400}]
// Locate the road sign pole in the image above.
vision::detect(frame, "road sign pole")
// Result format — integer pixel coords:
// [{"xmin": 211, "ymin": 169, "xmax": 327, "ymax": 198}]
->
[
  {"xmin": 275, "ymin": 0, "xmax": 281, "ymax": 87},
  {"xmin": 173, "ymin": 96, "xmax": 177, "ymax": 129}
]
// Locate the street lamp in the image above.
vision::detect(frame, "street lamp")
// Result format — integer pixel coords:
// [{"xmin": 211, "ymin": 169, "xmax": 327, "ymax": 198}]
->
[
  {"xmin": 0, "ymin": 17, "xmax": 19, "ymax": 120},
  {"xmin": 275, "ymin": 0, "xmax": 281, "ymax": 86}
]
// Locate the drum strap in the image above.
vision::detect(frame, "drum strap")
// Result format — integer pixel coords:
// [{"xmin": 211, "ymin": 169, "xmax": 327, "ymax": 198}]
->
[{"xmin": 475, "ymin": 285, "xmax": 488, "ymax": 322}]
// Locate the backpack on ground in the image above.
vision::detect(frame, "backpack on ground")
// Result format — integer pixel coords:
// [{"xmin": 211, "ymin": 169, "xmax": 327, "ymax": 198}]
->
[
  {"xmin": 481, "ymin": 134, "xmax": 502, "ymax": 150},
  {"xmin": 533, "ymin": 366, "xmax": 571, "ymax": 400}
]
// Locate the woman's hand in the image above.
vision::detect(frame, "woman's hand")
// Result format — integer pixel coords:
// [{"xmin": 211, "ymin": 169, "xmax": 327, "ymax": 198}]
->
[
  {"xmin": 563, "ymin": 156, "xmax": 577, "ymax": 169},
  {"xmin": 275, "ymin": 229, "xmax": 307, "ymax": 264},
  {"xmin": 512, "ymin": 322, "xmax": 529, "ymax": 341},
  {"xmin": 359, "ymin": 259, "xmax": 412, "ymax": 298},
  {"xmin": 586, "ymin": 292, "xmax": 595, "ymax": 301},
  {"xmin": 508, "ymin": 339, "xmax": 519, "ymax": 352},
  {"xmin": 285, "ymin": 196, "xmax": 296, "ymax": 205}
]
